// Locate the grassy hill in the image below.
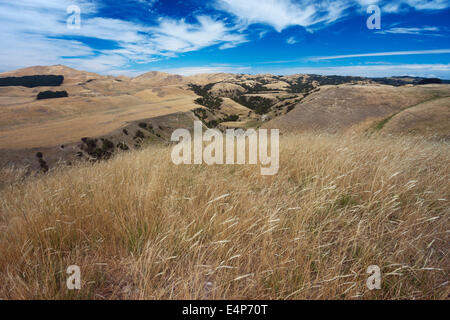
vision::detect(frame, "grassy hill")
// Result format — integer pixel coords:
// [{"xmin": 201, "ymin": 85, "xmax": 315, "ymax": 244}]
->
[
  {"xmin": 263, "ymin": 84, "xmax": 450, "ymax": 134},
  {"xmin": 377, "ymin": 96, "xmax": 450, "ymax": 140}
]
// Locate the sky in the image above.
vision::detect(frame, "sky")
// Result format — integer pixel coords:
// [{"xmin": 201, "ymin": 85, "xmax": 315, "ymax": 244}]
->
[{"xmin": 0, "ymin": 0, "xmax": 449, "ymax": 78}]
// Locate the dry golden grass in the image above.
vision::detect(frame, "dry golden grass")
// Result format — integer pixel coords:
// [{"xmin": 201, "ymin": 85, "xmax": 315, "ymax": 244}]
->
[
  {"xmin": 0, "ymin": 132, "xmax": 448, "ymax": 299},
  {"xmin": 382, "ymin": 96, "xmax": 450, "ymax": 140}
]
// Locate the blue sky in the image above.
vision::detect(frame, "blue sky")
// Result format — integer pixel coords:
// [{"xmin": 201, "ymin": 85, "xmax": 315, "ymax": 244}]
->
[{"xmin": 0, "ymin": 0, "xmax": 449, "ymax": 78}]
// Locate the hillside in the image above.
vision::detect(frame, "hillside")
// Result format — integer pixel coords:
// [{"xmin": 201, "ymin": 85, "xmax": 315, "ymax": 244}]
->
[
  {"xmin": 262, "ymin": 84, "xmax": 450, "ymax": 134},
  {"xmin": 379, "ymin": 96, "xmax": 450, "ymax": 140},
  {"xmin": 0, "ymin": 66, "xmax": 201, "ymax": 171},
  {"xmin": 0, "ymin": 65, "xmax": 449, "ymax": 174},
  {"xmin": 0, "ymin": 132, "xmax": 448, "ymax": 299}
]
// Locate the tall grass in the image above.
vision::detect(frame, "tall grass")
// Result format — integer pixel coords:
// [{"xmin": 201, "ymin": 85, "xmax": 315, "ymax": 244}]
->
[{"xmin": 0, "ymin": 132, "xmax": 448, "ymax": 299}]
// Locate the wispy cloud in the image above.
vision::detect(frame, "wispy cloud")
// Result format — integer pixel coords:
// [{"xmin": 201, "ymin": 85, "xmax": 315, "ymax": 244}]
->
[
  {"xmin": 310, "ymin": 49, "xmax": 450, "ymax": 61},
  {"xmin": 377, "ymin": 26, "xmax": 442, "ymax": 35},
  {"xmin": 156, "ymin": 65, "xmax": 251, "ymax": 76},
  {"xmin": 355, "ymin": 0, "xmax": 450, "ymax": 13},
  {"xmin": 381, "ymin": 0, "xmax": 450, "ymax": 13},
  {"xmin": 215, "ymin": 0, "xmax": 450, "ymax": 33},
  {"xmin": 215, "ymin": 0, "xmax": 351, "ymax": 32},
  {"xmin": 161, "ymin": 63, "xmax": 450, "ymax": 78}
]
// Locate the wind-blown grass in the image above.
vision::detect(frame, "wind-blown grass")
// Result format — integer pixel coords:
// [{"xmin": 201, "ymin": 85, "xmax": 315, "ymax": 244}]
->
[{"xmin": 0, "ymin": 132, "xmax": 448, "ymax": 299}]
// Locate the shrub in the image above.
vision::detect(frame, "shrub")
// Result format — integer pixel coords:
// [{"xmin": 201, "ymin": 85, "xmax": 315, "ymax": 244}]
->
[
  {"xmin": 81, "ymin": 138, "xmax": 97, "ymax": 150},
  {"xmin": 117, "ymin": 143, "xmax": 130, "ymax": 151},
  {"xmin": 233, "ymin": 96, "xmax": 273, "ymax": 115},
  {"xmin": 189, "ymin": 84, "xmax": 223, "ymax": 110},
  {"xmin": 194, "ymin": 96, "xmax": 223, "ymax": 110},
  {"xmin": 0, "ymin": 75, "xmax": 64, "ymax": 88},
  {"xmin": 207, "ymin": 120, "xmax": 219, "ymax": 128},
  {"xmin": 135, "ymin": 130, "xmax": 145, "ymax": 139},
  {"xmin": 193, "ymin": 108, "xmax": 208, "ymax": 121},
  {"xmin": 38, "ymin": 159, "xmax": 48, "ymax": 172},
  {"xmin": 101, "ymin": 139, "xmax": 115, "ymax": 151},
  {"xmin": 286, "ymin": 105, "xmax": 295, "ymax": 113},
  {"xmin": 37, "ymin": 90, "xmax": 68, "ymax": 100},
  {"xmin": 417, "ymin": 78, "xmax": 442, "ymax": 85},
  {"xmin": 222, "ymin": 114, "xmax": 239, "ymax": 122}
]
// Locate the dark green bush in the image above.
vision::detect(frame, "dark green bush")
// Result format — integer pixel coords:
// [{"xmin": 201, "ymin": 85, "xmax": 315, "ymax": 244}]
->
[
  {"xmin": 135, "ymin": 130, "xmax": 145, "ymax": 139},
  {"xmin": 194, "ymin": 96, "xmax": 223, "ymax": 110},
  {"xmin": 37, "ymin": 90, "xmax": 68, "ymax": 100},
  {"xmin": 207, "ymin": 120, "xmax": 219, "ymax": 128},
  {"xmin": 232, "ymin": 96, "xmax": 273, "ymax": 115},
  {"xmin": 117, "ymin": 142, "xmax": 129, "ymax": 151},
  {"xmin": 101, "ymin": 138, "xmax": 114, "ymax": 151},
  {"xmin": 0, "ymin": 75, "xmax": 64, "ymax": 88},
  {"xmin": 222, "ymin": 114, "xmax": 239, "ymax": 122}
]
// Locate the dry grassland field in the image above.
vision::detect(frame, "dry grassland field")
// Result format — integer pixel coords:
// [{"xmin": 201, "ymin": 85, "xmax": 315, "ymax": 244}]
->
[{"xmin": 0, "ymin": 133, "xmax": 449, "ymax": 300}]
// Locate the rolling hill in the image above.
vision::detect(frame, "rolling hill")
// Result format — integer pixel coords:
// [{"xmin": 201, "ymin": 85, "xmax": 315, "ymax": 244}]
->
[
  {"xmin": 0, "ymin": 65, "xmax": 449, "ymax": 174},
  {"xmin": 262, "ymin": 84, "xmax": 450, "ymax": 135}
]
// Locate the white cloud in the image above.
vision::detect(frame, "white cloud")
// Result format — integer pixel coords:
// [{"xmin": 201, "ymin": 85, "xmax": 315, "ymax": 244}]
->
[
  {"xmin": 355, "ymin": 0, "xmax": 450, "ymax": 12},
  {"xmin": 64, "ymin": 53, "xmax": 131, "ymax": 74},
  {"xmin": 215, "ymin": 0, "xmax": 352, "ymax": 32},
  {"xmin": 355, "ymin": 0, "xmax": 381, "ymax": 5},
  {"xmin": 310, "ymin": 49, "xmax": 450, "ymax": 61},
  {"xmin": 381, "ymin": 0, "xmax": 450, "ymax": 12},
  {"xmin": 150, "ymin": 16, "xmax": 246, "ymax": 53},
  {"xmin": 157, "ymin": 65, "xmax": 251, "ymax": 76}
]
